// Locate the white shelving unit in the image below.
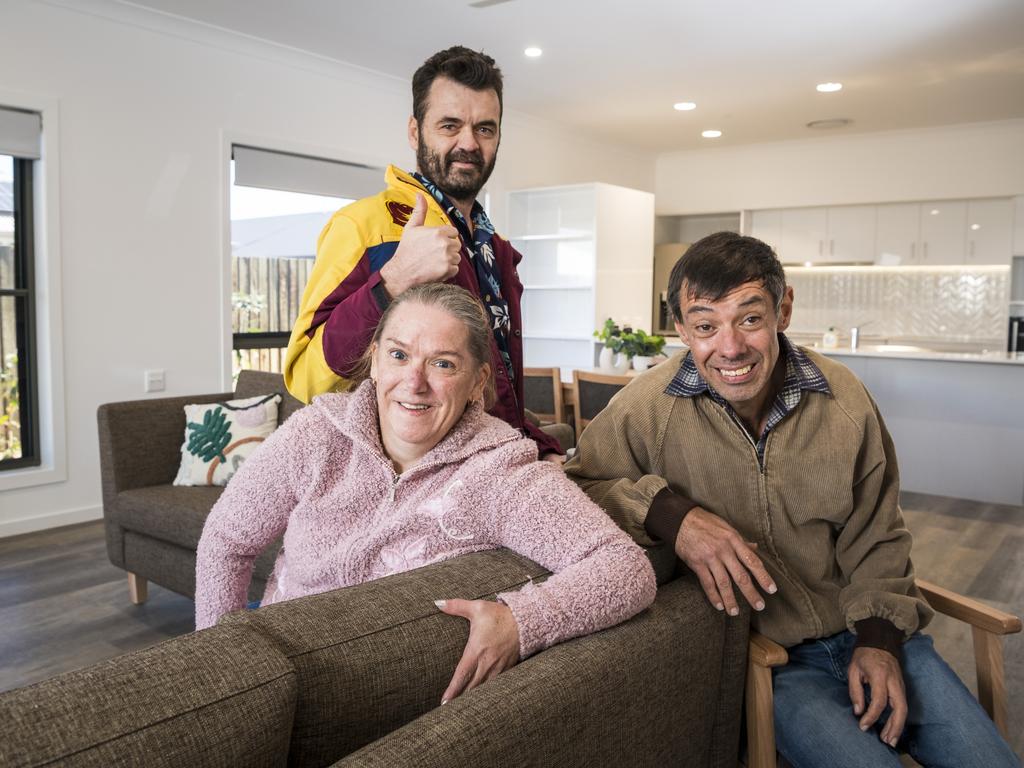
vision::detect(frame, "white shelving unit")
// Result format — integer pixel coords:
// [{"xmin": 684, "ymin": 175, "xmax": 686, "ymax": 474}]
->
[{"xmin": 508, "ymin": 183, "xmax": 655, "ymax": 369}]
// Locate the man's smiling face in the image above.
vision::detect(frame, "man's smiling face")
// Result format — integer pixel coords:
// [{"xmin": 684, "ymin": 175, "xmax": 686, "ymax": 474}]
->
[{"xmin": 674, "ymin": 279, "xmax": 794, "ymax": 427}]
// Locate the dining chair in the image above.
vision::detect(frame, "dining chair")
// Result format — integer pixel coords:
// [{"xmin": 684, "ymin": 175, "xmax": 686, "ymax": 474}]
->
[
  {"xmin": 523, "ymin": 367, "xmax": 564, "ymax": 425},
  {"xmin": 571, "ymin": 370, "xmax": 632, "ymax": 433},
  {"xmin": 744, "ymin": 579, "xmax": 1022, "ymax": 768}
]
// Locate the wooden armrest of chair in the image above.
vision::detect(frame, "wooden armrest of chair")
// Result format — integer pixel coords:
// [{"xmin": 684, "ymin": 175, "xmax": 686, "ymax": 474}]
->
[
  {"xmin": 749, "ymin": 630, "xmax": 788, "ymax": 668},
  {"xmin": 917, "ymin": 578, "xmax": 1021, "ymax": 736},
  {"xmin": 746, "ymin": 631, "xmax": 788, "ymax": 768},
  {"xmin": 916, "ymin": 579, "xmax": 1023, "ymax": 635},
  {"xmin": 745, "ymin": 582, "xmax": 1021, "ymax": 766}
]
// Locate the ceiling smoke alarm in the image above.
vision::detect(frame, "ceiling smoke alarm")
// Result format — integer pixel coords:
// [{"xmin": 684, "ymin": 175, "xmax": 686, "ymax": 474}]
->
[{"xmin": 806, "ymin": 118, "xmax": 853, "ymax": 130}]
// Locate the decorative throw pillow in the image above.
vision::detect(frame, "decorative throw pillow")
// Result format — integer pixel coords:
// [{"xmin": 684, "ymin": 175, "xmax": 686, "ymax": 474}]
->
[{"xmin": 173, "ymin": 393, "xmax": 282, "ymax": 487}]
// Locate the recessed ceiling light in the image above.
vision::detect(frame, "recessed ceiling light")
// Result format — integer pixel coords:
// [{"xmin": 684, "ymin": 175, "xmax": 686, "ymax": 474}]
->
[
  {"xmin": 930, "ymin": 209, "xmax": 940, "ymax": 216},
  {"xmin": 806, "ymin": 118, "xmax": 852, "ymax": 130},
  {"xmin": 702, "ymin": 130, "xmax": 722, "ymax": 138},
  {"xmin": 816, "ymin": 82, "xmax": 843, "ymax": 93},
  {"xmin": 524, "ymin": 47, "xmax": 542, "ymax": 58},
  {"xmin": 970, "ymin": 223, "xmax": 981, "ymax": 230},
  {"xmin": 673, "ymin": 102, "xmax": 696, "ymax": 111}
]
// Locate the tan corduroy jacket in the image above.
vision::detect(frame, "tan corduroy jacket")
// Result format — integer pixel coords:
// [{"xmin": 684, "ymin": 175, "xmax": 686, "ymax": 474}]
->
[{"xmin": 566, "ymin": 346, "xmax": 933, "ymax": 648}]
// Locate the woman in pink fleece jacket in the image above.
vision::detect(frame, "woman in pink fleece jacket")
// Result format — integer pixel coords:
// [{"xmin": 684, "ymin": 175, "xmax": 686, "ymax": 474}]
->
[{"xmin": 196, "ymin": 283, "xmax": 656, "ymax": 702}]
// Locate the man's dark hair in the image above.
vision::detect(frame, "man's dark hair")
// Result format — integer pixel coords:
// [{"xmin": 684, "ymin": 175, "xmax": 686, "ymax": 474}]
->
[
  {"xmin": 412, "ymin": 46, "xmax": 503, "ymax": 125},
  {"xmin": 667, "ymin": 231, "xmax": 787, "ymax": 322}
]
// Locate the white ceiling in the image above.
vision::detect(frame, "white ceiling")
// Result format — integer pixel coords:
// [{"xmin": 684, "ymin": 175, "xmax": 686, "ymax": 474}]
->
[{"xmin": 124, "ymin": 0, "xmax": 1024, "ymax": 152}]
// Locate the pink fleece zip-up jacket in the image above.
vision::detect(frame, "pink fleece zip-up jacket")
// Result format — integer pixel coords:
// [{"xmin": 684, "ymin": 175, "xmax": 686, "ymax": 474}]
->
[{"xmin": 195, "ymin": 380, "xmax": 656, "ymax": 658}]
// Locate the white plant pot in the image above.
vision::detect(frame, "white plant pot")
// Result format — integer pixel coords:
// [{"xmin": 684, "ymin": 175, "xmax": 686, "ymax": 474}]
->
[
  {"xmin": 598, "ymin": 346, "xmax": 616, "ymax": 372},
  {"xmin": 614, "ymin": 353, "xmax": 632, "ymax": 373},
  {"xmin": 632, "ymin": 355, "xmax": 653, "ymax": 372}
]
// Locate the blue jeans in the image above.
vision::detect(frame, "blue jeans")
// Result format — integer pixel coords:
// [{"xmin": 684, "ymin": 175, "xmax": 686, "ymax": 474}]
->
[{"xmin": 773, "ymin": 631, "xmax": 1019, "ymax": 768}]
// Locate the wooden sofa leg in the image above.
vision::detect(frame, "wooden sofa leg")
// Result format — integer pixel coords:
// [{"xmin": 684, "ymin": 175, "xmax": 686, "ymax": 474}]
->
[{"xmin": 128, "ymin": 573, "xmax": 148, "ymax": 605}]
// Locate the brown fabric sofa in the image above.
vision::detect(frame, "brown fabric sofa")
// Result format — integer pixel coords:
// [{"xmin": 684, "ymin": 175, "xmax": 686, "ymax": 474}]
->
[
  {"xmin": 1, "ymin": 549, "xmax": 749, "ymax": 767},
  {"xmin": 97, "ymin": 370, "xmax": 304, "ymax": 603}
]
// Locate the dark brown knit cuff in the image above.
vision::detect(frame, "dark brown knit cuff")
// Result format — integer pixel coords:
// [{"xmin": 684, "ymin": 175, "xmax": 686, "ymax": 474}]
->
[
  {"xmin": 644, "ymin": 488, "xmax": 699, "ymax": 546},
  {"xmin": 369, "ymin": 271, "xmax": 392, "ymax": 312},
  {"xmin": 853, "ymin": 617, "xmax": 904, "ymax": 659}
]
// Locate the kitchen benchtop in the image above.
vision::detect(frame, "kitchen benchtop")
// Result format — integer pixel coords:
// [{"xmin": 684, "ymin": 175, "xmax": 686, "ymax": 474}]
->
[
  {"xmin": 810, "ymin": 346, "xmax": 1024, "ymax": 365},
  {"xmin": 660, "ymin": 339, "xmax": 1024, "ymax": 366}
]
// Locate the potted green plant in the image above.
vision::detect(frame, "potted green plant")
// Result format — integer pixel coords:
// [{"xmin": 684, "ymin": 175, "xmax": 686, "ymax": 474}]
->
[
  {"xmin": 594, "ymin": 318, "xmax": 627, "ymax": 371},
  {"xmin": 621, "ymin": 328, "xmax": 666, "ymax": 371}
]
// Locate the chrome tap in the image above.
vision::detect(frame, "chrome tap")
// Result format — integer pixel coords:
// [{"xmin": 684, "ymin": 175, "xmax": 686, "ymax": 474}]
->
[{"xmin": 850, "ymin": 321, "xmax": 872, "ymax": 351}]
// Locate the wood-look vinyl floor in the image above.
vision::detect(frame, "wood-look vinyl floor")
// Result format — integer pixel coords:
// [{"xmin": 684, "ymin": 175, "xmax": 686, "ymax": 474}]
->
[{"xmin": 0, "ymin": 492, "xmax": 1021, "ymax": 759}]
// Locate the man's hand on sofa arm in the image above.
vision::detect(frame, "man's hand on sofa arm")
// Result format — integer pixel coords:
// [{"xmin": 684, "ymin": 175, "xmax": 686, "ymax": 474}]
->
[
  {"xmin": 645, "ymin": 489, "xmax": 777, "ymax": 617},
  {"xmin": 435, "ymin": 598, "xmax": 521, "ymax": 704},
  {"xmin": 676, "ymin": 508, "xmax": 779, "ymax": 617}
]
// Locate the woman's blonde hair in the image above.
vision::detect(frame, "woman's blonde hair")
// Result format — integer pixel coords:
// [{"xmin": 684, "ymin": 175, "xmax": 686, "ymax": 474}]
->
[{"xmin": 347, "ymin": 283, "xmax": 496, "ymax": 408}]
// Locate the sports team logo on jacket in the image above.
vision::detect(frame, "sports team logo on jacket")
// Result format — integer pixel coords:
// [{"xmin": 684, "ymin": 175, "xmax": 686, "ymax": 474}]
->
[{"xmin": 386, "ymin": 201, "xmax": 414, "ymax": 226}]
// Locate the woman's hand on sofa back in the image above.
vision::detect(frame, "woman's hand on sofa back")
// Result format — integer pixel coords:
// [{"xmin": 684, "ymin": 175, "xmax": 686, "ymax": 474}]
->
[{"xmin": 435, "ymin": 598, "xmax": 520, "ymax": 704}]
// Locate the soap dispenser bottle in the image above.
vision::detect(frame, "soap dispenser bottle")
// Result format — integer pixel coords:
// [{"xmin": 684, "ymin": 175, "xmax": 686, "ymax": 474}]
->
[{"xmin": 822, "ymin": 327, "xmax": 838, "ymax": 349}]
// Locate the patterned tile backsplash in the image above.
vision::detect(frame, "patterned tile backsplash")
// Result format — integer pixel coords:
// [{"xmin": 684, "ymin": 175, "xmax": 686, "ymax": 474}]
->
[{"xmin": 786, "ymin": 265, "xmax": 1010, "ymax": 345}]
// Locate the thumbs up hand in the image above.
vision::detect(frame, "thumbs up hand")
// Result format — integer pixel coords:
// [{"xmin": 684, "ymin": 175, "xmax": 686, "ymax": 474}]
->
[{"xmin": 379, "ymin": 194, "xmax": 462, "ymax": 298}]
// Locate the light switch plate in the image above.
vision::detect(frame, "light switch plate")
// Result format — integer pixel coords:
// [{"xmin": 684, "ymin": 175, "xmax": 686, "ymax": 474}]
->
[{"xmin": 144, "ymin": 369, "xmax": 166, "ymax": 393}]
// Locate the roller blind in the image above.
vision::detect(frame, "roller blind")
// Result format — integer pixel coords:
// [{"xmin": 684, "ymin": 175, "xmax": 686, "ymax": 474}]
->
[
  {"xmin": 233, "ymin": 145, "xmax": 382, "ymax": 200},
  {"xmin": 0, "ymin": 107, "xmax": 41, "ymax": 160}
]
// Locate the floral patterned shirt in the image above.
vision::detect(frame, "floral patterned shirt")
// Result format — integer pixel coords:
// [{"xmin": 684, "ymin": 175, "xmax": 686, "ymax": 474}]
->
[{"xmin": 413, "ymin": 172, "xmax": 514, "ymax": 382}]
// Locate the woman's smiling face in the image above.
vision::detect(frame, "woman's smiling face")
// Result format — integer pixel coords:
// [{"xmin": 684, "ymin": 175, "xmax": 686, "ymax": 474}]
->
[{"xmin": 371, "ymin": 300, "xmax": 488, "ymax": 472}]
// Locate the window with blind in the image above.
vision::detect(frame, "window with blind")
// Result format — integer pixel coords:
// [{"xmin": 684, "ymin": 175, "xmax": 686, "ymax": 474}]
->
[
  {"xmin": 229, "ymin": 145, "xmax": 382, "ymax": 376},
  {"xmin": 0, "ymin": 107, "xmax": 40, "ymax": 470}
]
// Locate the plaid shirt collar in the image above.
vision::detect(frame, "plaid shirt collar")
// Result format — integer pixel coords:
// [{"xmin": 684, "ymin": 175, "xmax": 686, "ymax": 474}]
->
[{"xmin": 665, "ymin": 334, "xmax": 831, "ymax": 434}]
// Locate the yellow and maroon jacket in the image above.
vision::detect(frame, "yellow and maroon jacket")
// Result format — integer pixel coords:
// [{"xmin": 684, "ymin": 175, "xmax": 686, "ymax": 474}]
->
[{"xmin": 284, "ymin": 165, "xmax": 561, "ymax": 456}]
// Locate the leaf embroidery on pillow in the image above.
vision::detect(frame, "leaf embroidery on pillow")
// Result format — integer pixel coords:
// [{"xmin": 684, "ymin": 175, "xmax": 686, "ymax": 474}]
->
[{"xmin": 186, "ymin": 407, "xmax": 231, "ymax": 462}]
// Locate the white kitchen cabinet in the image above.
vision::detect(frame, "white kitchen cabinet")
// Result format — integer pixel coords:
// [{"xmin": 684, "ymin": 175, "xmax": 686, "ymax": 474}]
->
[
  {"xmin": 779, "ymin": 208, "xmax": 827, "ymax": 263},
  {"xmin": 874, "ymin": 199, "xmax": 1010, "ymax": 265},
  {"xmin": 825, "ymin": 205, "xmax": 876, "ymax": 263},
  {"xmin": 919, "ymin": 200, "xmax": 968, "ymax": 264},
  {"xmin": 761, "ymin": 205, "xmax": 874, "ymax": 264},
  {"xmin": 749, "ymin": 209, "xmax": 782, "ymax": 252},
  {"xmin": 875, "ymin": 203, "xmax": 920, "ymax": 264},
  {"xmin": 508, "ymin": 183, "xmax": 654, "ymax": 369},
  {"xmin": 1014, "ymin": 196, "xmax": 1024, "ymax": 256},
  {"xmin": 751, "ymin": 199, "xmax": 1013, "ymax": 266},
  {"xmin": 965, "ymin": 198, "xmax": 1014, "ymax": 265}
]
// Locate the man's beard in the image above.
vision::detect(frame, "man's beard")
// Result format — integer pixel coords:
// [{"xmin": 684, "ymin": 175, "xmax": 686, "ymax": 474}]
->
[{"xmin": 417, "ymin": 138, "xmax": 497, "ymax": 204}]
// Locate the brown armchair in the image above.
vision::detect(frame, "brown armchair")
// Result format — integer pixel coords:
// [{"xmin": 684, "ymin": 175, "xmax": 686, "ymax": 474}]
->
[{"xmin": 744, "ymin": 579, "xmax": 1022, "ymax": 768}]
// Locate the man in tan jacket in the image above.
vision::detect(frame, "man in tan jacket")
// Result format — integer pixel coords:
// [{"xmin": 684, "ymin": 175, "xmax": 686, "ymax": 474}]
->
[{"xmin": 566, "ymin": 232, "xmax": 1017, "ymax": 768}]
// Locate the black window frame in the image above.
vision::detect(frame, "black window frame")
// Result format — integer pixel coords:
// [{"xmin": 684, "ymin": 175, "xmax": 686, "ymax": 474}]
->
[{"xmin": 0, "ymin": 157, "xmax": 39, "ymax": 470}]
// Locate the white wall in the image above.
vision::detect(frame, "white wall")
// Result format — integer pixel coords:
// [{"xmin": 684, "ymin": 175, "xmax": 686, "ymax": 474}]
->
[
  {"xmin": 655, "ymin": 119, "xmax": 1024, "ymax": 214},
  {"xmin": 0, "ymin": 0, "xmax": 655, "ymax": 536}
]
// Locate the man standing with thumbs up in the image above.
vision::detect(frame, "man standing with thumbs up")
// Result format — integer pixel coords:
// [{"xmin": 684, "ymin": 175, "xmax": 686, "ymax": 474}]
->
[{"xmin": 284, "ymin": 46, "xmax": 563, "ymax": 459}]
